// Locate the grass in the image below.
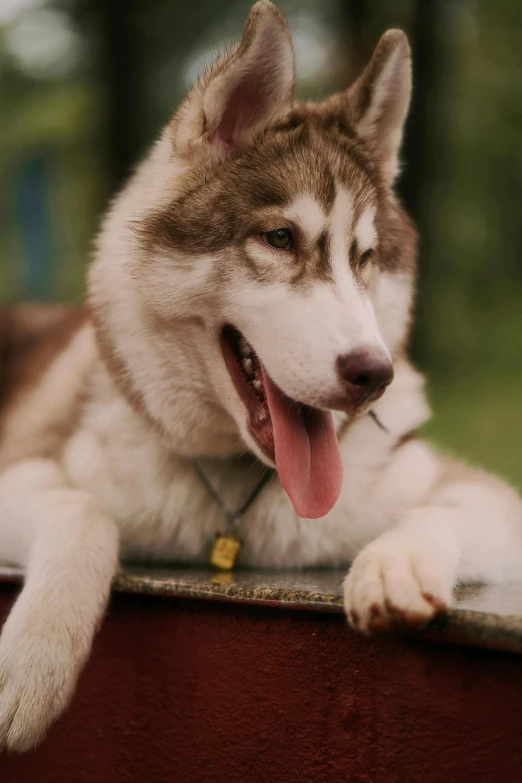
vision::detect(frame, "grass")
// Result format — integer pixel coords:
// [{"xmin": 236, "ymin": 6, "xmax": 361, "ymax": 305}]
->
[{"xmin": 423, "ymin": 371, "xmax": 522, "ymax": 490}]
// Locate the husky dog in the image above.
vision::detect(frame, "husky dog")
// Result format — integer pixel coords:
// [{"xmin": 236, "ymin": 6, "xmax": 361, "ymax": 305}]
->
[{"xmin": 0, "ymin": 0, "xmax": 521, "ymax": 752}]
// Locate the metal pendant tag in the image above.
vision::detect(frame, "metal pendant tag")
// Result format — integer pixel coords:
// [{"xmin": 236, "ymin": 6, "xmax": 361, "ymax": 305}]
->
[{"xmin": 209, "ymin": 533, "xmax": 242, "ymax": 570}]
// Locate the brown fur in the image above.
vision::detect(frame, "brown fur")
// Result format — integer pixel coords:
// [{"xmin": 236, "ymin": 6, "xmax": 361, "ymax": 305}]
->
[
  {"xmin": 0, "ymin": 305, "xmax": 86, "ymax": 412},
  {"xmin": 392, "ymin": 429, "xmax": 418, "ymax": 451},
  {"xmin": 171, "ymin": 0, "xmax": 295, "ymax": 154},
  {"xmin": 139, "ymin": 103, "xmax": 416, "ymax": 292},
  {"xmin": 89, "ymin": 302, "xmax": 171, "ymax": 439},
  {"xmin": 0, "ymin": 306, "xmax": 89, "ymax": 469}
]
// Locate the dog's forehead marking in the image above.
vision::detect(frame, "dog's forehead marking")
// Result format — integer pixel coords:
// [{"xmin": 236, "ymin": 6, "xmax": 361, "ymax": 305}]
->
[
  {"xmin": 327, "ymin": 188, "xmax": 377, "ymax": 328},
  {"xmin": 355, "ymin": 206, "xmax": 377, "ymax": 251},
  {"xmin": 330, "ymin": 189, "xmax": 354, "ymax": 262},
  {"xmin": 284, "ymin": 195, "xmax": 326, "ymax": 238}
]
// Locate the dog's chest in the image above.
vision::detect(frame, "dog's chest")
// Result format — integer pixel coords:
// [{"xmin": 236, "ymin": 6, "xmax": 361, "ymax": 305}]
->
[
  {"xmin": 59, "ymin": 391, "xmax": 380, "ymax": 567},
  {"xmin": 60, "ymin": 360, "xmax": 434, "ymax": 568},
  {"xmin": 61, "ymin": 391, "xmax": 221, "ymax": 562}
]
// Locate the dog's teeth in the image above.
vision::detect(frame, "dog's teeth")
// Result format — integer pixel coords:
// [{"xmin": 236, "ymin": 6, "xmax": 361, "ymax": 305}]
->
[
  {"xmin": 239, "ymin": 338, "xmax": 251, "ymax": 357},
  {"xmin": 243, "ymin": 358, "xmax": 253, "ymax": 374},
  {"xmin": 253, "ymin": 379, "xmax": 263, "ymax": 392}
]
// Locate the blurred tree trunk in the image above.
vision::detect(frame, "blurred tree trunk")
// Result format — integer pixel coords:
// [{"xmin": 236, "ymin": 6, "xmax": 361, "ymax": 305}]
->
[
  {"xmin": 338, "ymin": 0, "xmax": 368, "ymax": 83},
  {"xmin": 94, "ymin": 0, "xmax": 142, "ymax": 193},
  {"xmin": 399, "ymin": 1, "xmax": 438, "ymax": 223},
  {"xmin": 339, "ymin": 0, "xmax": 451, "ymax": 367},
  {"xmin": 398, "ymin": 0, "xmax": 451, "ymax": 366}
]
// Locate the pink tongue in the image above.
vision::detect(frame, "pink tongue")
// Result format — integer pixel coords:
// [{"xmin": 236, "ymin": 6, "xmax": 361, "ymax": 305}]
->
[{"xmin": 261, "ymin": 367, "xmax": 344, "ymax": 519}]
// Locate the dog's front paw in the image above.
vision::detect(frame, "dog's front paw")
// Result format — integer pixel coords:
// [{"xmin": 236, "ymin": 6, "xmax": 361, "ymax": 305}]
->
[
  {"xmin": 0, "ymin": 612, "xmax": 83, "ymax": 752},
  {"xmin": 343, "ymin": 536, "xmax": 452, "ymax": 634}
]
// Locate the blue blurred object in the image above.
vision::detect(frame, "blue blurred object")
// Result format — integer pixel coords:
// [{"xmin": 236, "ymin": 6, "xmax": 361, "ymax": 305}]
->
[{"xmin": 14, "ymin": 151, "xmax": 55, "ymax": 300}]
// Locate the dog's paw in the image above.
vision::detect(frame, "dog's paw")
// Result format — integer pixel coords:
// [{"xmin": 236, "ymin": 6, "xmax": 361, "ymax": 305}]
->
[
  {"xmin": 0, "ymin": 615, "xmax": 81, "ymax": 752},
  {"xmin": 343, "ymin": 536, "xmax": 452, "ymax": 634}
]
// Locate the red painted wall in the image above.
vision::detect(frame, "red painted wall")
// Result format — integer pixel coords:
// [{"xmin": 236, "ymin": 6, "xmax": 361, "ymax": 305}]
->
[{"xmin": 1, "ymin": 584, "xmax": 521, "ymax": 783}]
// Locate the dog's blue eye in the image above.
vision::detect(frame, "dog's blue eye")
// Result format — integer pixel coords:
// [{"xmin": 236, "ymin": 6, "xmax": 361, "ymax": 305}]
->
[
  {"xmin": 262, "ymin": 229, "xmax": 292, "ymax": 250},
  {"xmin": 359, "ymin": 249, "xmax": 374, "ymax": 267}
]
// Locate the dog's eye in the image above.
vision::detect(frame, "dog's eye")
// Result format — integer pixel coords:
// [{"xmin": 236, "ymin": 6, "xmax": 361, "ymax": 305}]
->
[
  {"xmin": 262, "ymin": 229, "xmax": 293, "ymax": 250},
  {"xmin": 359, "ymin": 249, "xmax": 374, "ymax": 267}
]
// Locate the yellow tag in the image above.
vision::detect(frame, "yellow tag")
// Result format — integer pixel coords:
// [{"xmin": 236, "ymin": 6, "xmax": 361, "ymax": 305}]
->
[
  {"xmin": 211, "ymin": 571, "xmax": 234, "ymax": 585},
  {"xmin": 209, "ymin": 533, "xmax": 242, "ymax": 570}
]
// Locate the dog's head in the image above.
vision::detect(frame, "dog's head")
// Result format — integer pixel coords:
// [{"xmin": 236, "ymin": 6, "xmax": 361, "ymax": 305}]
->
[{"xmin": 89, "ymin": 1, "xmax": 416, "ymax": 519}]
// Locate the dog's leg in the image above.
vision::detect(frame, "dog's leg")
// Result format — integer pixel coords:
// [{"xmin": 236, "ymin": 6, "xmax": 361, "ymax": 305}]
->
[
  {"xmin": 344, "ymin": 465, "xmax": 522, "ymax": 633},
  {"xmin": 0, "ymin": 458, "xmax": 119, "ymax": 751}
]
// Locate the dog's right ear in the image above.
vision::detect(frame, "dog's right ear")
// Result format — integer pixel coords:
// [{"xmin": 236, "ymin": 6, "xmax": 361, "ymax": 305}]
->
[
  {"xmin": 172, "ymin": 1, "xmax": 295, "ymax": 157},
  {"xmin": 346, "ymin": 30, "xmax": 412, "ymax": 185}
]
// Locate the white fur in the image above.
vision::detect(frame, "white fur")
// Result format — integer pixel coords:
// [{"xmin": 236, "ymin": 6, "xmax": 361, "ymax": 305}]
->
[
  {"xmin": 373, "ymin": 270, "xmax": 414, "ymax": 354},
  {"xmin": 1, "ymin": 4, "xmax": 522, "ymax": 755},
  {"xmin": 284, "ymin": 195, "xmax": 326, "ymax": 239},
  {"xmin": 58, "ymin": 358, "xmax": 432, "ymax": 568},
  {"xmin": 330, "ymin": 187, "xmax": 353, "ymax": 260},
  {"xmin": 0, "ymin": 458, "xmax": 118, "ymax": 750},
  {"xmin": 344, "ymin": 475, "xmax": 522, "ymax": 632},
  {"xmin": 355, "ymin": 205, "xmax": 377, "ymax": 252}
]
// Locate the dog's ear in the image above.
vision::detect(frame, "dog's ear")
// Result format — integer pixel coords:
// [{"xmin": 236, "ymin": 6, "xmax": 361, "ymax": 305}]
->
[
  {"xmin": 347, "ymin": 30, "xmax": 411, "ymax": 184},
  {"xmin": 173, "ymin": 0, "xmax": 295, "ymax": 156}
]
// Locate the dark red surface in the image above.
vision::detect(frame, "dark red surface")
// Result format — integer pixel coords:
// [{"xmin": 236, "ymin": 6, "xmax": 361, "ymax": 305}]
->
[{"xmin": 0, "ymin": 583, "xmax": 521, "ymax": 783}]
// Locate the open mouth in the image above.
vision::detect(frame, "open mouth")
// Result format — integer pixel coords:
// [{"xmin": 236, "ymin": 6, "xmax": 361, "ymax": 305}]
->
[
  {"xmin": 220, "ymin": 325, "xmax": 274, "ymax": 461},
  {"xmin": 220, "ymin": 325, "xmax": 344, "ymax": 519}
]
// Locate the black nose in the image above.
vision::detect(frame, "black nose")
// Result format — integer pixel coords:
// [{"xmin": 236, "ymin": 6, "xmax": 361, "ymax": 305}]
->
[{"xmin": 336, "ymin": 349, "xmax": 394, "ymax": 406}]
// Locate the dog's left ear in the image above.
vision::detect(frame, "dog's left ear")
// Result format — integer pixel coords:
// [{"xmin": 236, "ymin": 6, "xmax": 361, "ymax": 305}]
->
[
  {"xmin": 173, "ymin": 0, "xmax": 295, "ymax": 157},
  {"xmin": 347, "ymin": 30, "xmax": 412, "ymax": 184}
]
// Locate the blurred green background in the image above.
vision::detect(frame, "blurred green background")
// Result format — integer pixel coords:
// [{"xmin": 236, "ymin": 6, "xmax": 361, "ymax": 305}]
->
[{"xmin": 1, "ymin": 0, "xmax": 521, "ymax": 484}]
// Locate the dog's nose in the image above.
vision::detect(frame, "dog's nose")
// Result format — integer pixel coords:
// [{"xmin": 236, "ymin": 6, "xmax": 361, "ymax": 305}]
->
[{"xmin": 336, "ymin": 349, "xmax": 394, "ymax": 406}]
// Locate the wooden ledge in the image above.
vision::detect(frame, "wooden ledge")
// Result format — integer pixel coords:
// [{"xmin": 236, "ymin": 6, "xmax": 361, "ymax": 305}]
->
[{"xmin": 2, "ymin": 564, "xmax": 522, "ymax": 654}]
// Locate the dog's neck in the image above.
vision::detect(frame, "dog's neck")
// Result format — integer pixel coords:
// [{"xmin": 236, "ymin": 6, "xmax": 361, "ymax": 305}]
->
[{"xmin": 92, "ymin": 312, "xmax": 243, "ymax": 458}]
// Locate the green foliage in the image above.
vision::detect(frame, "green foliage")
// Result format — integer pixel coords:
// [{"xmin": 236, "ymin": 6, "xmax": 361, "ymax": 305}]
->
[{"xmin": 425, "ymin": 371, "xmax": 522, "ymax": 489}]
